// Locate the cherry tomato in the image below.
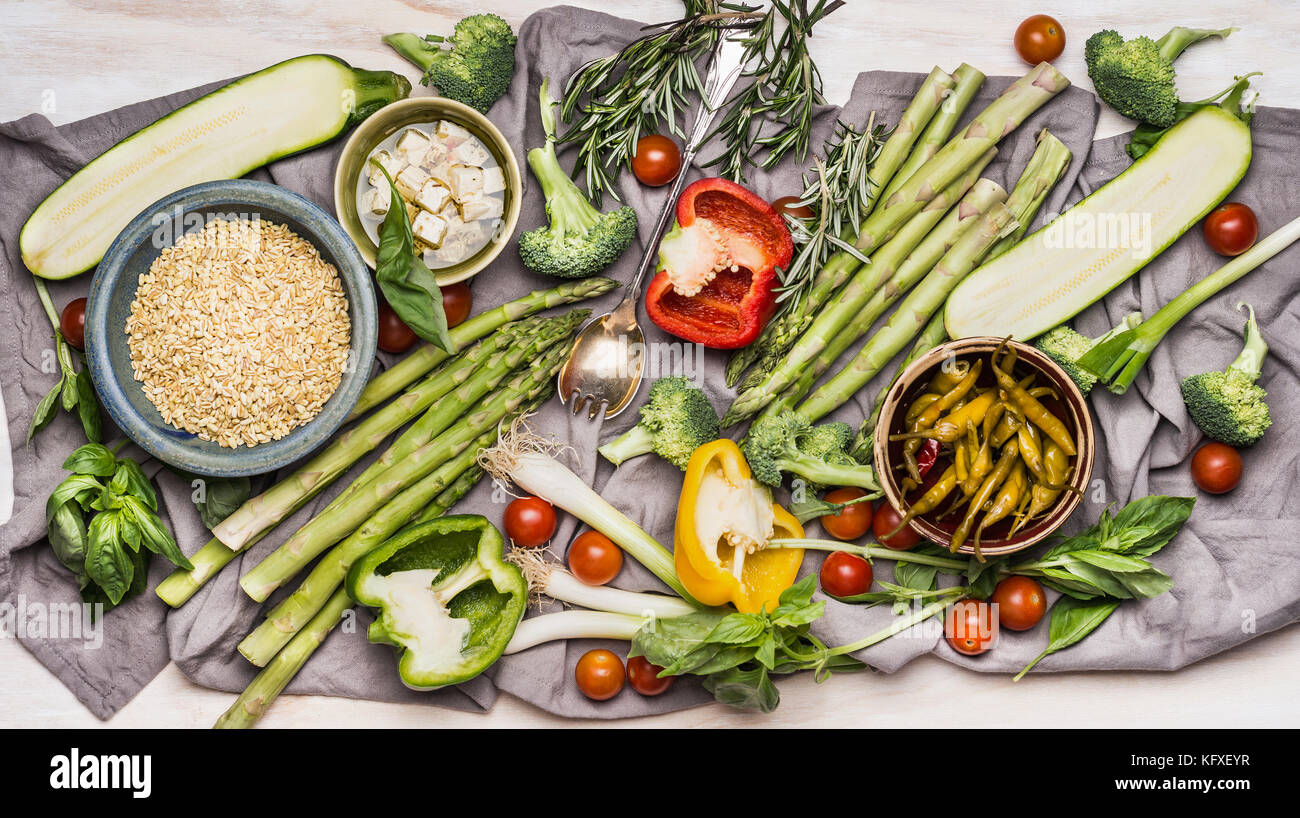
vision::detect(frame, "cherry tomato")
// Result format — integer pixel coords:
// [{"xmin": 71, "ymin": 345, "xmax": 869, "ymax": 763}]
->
[
  {"xmin": 1013, "ymin": 14, "xmax": 1066, "ymax": 64},
  {"xmin": 819, "ymin": 487, "xmax": 874, "ymax": 541},
  {"xmin": 772, "ymin": 195, "xmax": 815, "ymax": 220},
  {"xmin": 1203, "ymin": 202, "xmax": 1258, "ymax": 256},
  {"xmin": 626, "ymin": 655, "xmax": 674, "ymax": 696},
  {"xmin": 820, "ymin": 551, "xmax": 873, "ymax": 597},
  {"xmin": 1190, "ymin": 442, "xmax": 1243, "ymax": 494},
  {"xmin": 990, "ymin": 576, "xmax": 1047, "ymax": 631},
  {"xmin": 568, "ymin": 530, "xmax": 623, "ymax": 585},
  {"xmin": 872, "ymin": 502, "xmax": 921, "ymax": 550},
  {"xmin": 60, "ymin": 297, "xmax": 87, "ymax": 351},
  {"xmin": 440, "ymin": 282, "xmax": 472, "ymax": 328},
  {"xmin": 946, "ymin": 598, "xmax": 998, "ymax": 656},
  {"xmin": 377, "ymin": 299, "xmax": 418, "ymax": 354},
  {"xmin": 632, "ymin": 135, "xmax": 681, "ymax": 187},
  {"xmin": 575, "ymin": 649, "xmax": 625, "ymax": 701},
  {"xmin": 503, "ymin": 496, "xmax": 557, "ymax": 547}
]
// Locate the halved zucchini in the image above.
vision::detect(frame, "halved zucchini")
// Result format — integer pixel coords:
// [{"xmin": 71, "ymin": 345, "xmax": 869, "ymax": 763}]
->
[
  {"xmin": 945, "ymin": 106, "xmax": 1252, "ymax": 341},
  {"xmin": 21, "ymin": 54, "xmax": 410, "ymax": 279}
]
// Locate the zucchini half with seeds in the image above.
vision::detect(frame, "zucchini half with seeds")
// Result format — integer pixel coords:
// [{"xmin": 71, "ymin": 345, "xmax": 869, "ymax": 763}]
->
[{"xmin": 21, "ymin": 54, "xmax": 411, "ymax": 280}]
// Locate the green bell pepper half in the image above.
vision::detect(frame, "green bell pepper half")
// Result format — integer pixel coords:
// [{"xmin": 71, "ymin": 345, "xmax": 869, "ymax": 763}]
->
[{"xmin": 345, "ymin": 514, "xmax": 526, "ymax": 690}]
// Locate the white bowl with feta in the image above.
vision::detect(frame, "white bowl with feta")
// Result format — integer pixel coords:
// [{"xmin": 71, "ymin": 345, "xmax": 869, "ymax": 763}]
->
[{"xmin": 333, "ymin": 97, "xmax": 521, "ymax": 284}]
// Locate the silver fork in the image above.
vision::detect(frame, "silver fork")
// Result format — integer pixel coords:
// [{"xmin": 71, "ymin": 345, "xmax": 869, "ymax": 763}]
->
[{"xmin": 558, "ymin": 30, "xmax": 752, "ymax": 419}]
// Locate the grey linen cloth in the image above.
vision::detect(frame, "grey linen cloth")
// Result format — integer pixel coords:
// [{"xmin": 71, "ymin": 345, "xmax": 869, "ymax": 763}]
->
[{"xmin": 2, "ymin": 5, "xmax": 1289, "ymax": 721}]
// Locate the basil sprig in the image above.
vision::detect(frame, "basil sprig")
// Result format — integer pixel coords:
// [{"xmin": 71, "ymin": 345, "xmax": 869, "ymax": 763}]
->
[
  {"xmin": 372, "ymin": 162, "xmax": 455, "ymax": 354},
  {"xmin": 29, "ymin": 279, "xmax": 101, "ymax": 443},
  {"xmin": 46, "ymin": 443, "xmax": 194, "ymax": 610},
  {"xmin": 631, "ymin": 576, "xmax": 864, "ymax": 713}
]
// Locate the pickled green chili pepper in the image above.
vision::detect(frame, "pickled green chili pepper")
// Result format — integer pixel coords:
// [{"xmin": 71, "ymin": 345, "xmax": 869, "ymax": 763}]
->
[
  {"xmin": 951, "ymin": 443, "xmax": 1019, "ymax": 557},
  {"xmin": 886, "ymin": 465, "xmax": 959, "ymax": 537},
  {"xmin": 1025, "ymin": 438, "xmax": 1072, "ymax": 520},
  {"xmin": 974, "ymin": 460, "xmax": 1027, "ymax": 556},
  {"xmin": 904, "ymin": 359, "xmax": 984, "ymax": 480},
  {"xmin": 993, "ymin": 352, "xmax": 1076, "ymax": 456}
]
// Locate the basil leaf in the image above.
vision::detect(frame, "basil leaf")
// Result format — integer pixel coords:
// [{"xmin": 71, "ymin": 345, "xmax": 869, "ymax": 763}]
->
[
  {"xmin": 62, "ymin": 443, "xmax": 117, "ymax": 477},
  {"xmin": 1045, "ymin": 596, "xmax": 1121, "ymax": 654},
  {"xmin": 1070, "ymin": 550, "xmax": 1153, "ymax": 573},
  {"xmin": 630, "ymin": 610, "xmax": 726, "ymax": 669},
  {"xmin": 777, "ymin": 574, "xmax": 818, "ymax": 608},
  {"xmin": 703, "ymin": 664, "xmax": 781, "ymax": 713},
  {"xmin": 1108, "ymin": 495, "xmax": 1195, "ymax": 557},
  {"xmin": 688, "ymin": 645, "xmax": 758, "ymax": 676},
  {"xmin": 27, "ymin": 380, "xmax": 62, "ymax": 442},
  {"xmin": 60, "ymin": 370, "xmax": 79, "ymax": 411},
  {"xmin": 85, "ymin": 511, "xmax": 132, "ymax": 604},
  {"xmin": 110, "ymin": 459, "xmax": 157, "ymax": 510},
  {"xmin": 754, "ymin": 634, "xmax": 778, "ymax": 670},
  {"xmin": 46, "ymin": 473, "xmax": 105, "ymax": 524},
  {"xmin": 194, "ymin": 475, "xmax": 250, "ymax": 529},
  {"xmin": 48, "ymin": 501, "xmax": 89, "ymax": 583},
  {"xmin": 1113, "ymin": 567, "xmax": 1174, "ymax": 599},
  {"xmin": 124, "ymin": 497, "xmax": 192, "ymax": 571},
  {"xmin": 75, "ymin": 369, "xmax": 102, "ymax": 443},
  {"xmin": 373, "ymin": 164, "xmax": 455, "ymax": 354},
  {"xmin": 704, "ymin": 614, "xmax": 767, "ymax": 645},
  {"xmin": 82, "ymin": 548, "xmax": 150, "ymax": 618}
]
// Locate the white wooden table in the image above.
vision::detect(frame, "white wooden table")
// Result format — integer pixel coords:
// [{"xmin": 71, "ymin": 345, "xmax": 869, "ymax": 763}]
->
[{"xmin": 3, "ymin": 0, "xmax": 1298, "ymax": 728}]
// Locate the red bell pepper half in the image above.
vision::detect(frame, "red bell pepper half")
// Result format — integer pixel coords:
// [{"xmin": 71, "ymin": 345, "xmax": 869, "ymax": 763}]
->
[{"xmin": 645, "ymin": 178, "xmax": 793, "ymax": 349}]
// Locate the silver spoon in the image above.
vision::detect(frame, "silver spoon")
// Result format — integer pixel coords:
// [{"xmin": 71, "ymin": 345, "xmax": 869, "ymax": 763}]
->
[{"xmin": 558, "ymin": 30, "xmax": 751, "ymax": 419}]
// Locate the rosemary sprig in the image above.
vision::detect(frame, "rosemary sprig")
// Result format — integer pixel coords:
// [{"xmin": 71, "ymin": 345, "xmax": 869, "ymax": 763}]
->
[
  {"xmin": 705, "ymin": 0, "xmax": 845, "ymax": 181},
  {"xmin": 774, "ymin": 116, "xmax": 888, "ymax": 308}
]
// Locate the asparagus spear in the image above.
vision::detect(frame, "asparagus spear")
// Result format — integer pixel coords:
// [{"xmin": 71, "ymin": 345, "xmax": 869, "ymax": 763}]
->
[
  {"xmin": 213, "ymin": 587, "xmax": 353, "ymax": 729},
  {"xmin": 347, "ymin": 277, "xmax": 615, "ymax": 420},
  {"xmin": 239, "ymin": 343, "xmax": 568, "ymax": 601},
  {"xmin": 849, "ymin": 130, "xmax": 1073, "ymax": 458},
  {"xmin": 237, "ymin": 429, "xmax": 497, "ymax": 666},
  {"xmin": 207, "ymin": 319, "xmax": 531, "ymax": 553},
  {"xmin": 796, "ymin": 202, "xmax": 1018, "ymax": 422},
  {"xmin": 757, "ymin": 176, "xmax": 1007, "ymax": 422},
  {"xmin": 722, "ymin": 151, "xmax": 998, "ymax": 425},
  {"xmin": 725, "ymin": 68, "xmax": 957, "ymax": 389},
  {"xmin": 876, "ymin": 64, "xmax": 986, "ymax": 206},
  {"xmin": 850, "ymin": 62, "xmax": 1068, "ymax": 256}
]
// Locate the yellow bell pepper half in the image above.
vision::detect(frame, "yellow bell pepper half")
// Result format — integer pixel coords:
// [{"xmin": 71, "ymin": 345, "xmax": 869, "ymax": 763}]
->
[{"xmin": 674, "ymin": 439, "xmax": 805, "ymax": 613}]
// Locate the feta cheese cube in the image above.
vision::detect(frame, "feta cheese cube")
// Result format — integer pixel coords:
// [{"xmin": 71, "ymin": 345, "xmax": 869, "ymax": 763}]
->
[
  {"xmin": 482, "ymin": 166, "xmax": 506, "ymax": 195},
  {"xmin": 361, "ymin": 185, "xmax": 391, "ymax": 216},
  {"xmin": 396, "ymin": 128, "xmax": 432, "ymax": 165},
  {"xmin": 452, "ymin": 138, "xmax": 491, "ymax": 167},
  {"xmin": 460, "ymin": 195, "xmax": 503, "ymax": 222},
  {"xmin": 436, "ymin": 120, "xmax": 472, "ymax": 147},
  {"xmin": 395, "ymin": 165, "xmax": 430, "ymax": 199},
  {"xmin": 412, "ymin": 210, "xmax": 448, "ymax": 247},
  {"xmin": 447, "ymin": 165, "xmax": 484, "ymax": 200},
  {"xmin": 419, "ymin": 142, "xmax": 451, "ymax": 173},
  {"xmin": 366, "ymin": 149, "xmax": 405, "ymax": 186},
  {"xmin": 415, "ymin": 180, "xmax": 451, "ymax": 213}
]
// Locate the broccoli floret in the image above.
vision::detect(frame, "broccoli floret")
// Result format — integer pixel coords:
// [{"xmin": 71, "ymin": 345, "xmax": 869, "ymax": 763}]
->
[
  {"xmin": 742, "ymin": 412, "xmax": 881, "ymax": 494},
  {"xmin": 1034, "ymin": 312, "xmax": 1143, "ymax": 397},
  {"xmin": 383, "ymin": 14, "xmax": 517, "ymax": 113},
  {"xmin": 518, "ymin": 79, "xmax": 637, "ymax": 278},
  {"xmin": 1180, "ymin": 303, "xmax": 1272, "ymax": 447},
  {"xmin": 597, "ymin": 377, "xmax": 720, "ymax": 470},
  {"xmin": 1085, "ymin": 26, "xmax": 1234, "ymax": 127}
]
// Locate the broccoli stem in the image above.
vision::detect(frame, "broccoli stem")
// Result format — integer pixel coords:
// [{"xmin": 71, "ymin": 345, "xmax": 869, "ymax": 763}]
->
[
  {"xmin": 779, "ymin": 451, "xmax": 881, "ymax": 494},
  {"xmin": 1227, "ymin": 303, "xmax": 1267, "ymax": 381},
  {"xmin": 597, "ymin": 425, "xmax": 656, "ymax": 466},
  {"xmin": 527, "ymin": 79, "xmax": 602, "ymax": 233},
  {"xmin": 1154, "ymin": 27, "xmax": 1236, "ymax": 63},
  {"xmin": 382, "ymin": 33, "xmax": 445, "ymax": 73}
]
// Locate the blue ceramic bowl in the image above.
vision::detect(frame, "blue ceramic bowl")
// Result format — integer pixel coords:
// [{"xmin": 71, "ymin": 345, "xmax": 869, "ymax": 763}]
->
[{"xmin": 85, "ymin": 180, "xmax": 377, "ymax": 477}]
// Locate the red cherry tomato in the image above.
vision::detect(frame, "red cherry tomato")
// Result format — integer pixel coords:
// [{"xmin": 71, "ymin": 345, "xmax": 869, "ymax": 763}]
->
[
  {"xmin": 377, "ymin": 299, "xmax": 418, "ymax": 354},
  {"xmin": 819, "ymin": 551, "xmax": 873, "ymax": 598},
  {"xmin": 632, "ymin": 135, "xmax": 681, "ymax": 187},
  {"xmin": 772, "ymin": 195, "xmax": 814, "ymax": 220},
  {"xmin": 626, "ymin": 655, "xmax": 674, "ymax": 696},
  {"xmin": 946, "ymin": 598, "xmax": 998, "ymax": 656},
  {"xmin": 872, "ymin": 502, "xmax": 921, "ymax": 550},
  {"xmin": 568, "ymin": 530, "xmax": 623, "ymax": 585},
  {"xmin": 60, "ymin": 297, "xmax": 87, "ymax": 351},
  {"xmin": 503, "ymin": 496, "xmax": 557, "ymax": 547},
  {"xmin": 575, "ymin": 649, "xmax": 626, "ymax": 701},
  {"xmin": 1190, "ymin": 442, "xmax": 1243, "ymax": 494},
  {"xmin": 440, "ymin": 282, "xmax": 472, "ymax": 328},
  {"xmin": 1013, "ymin": 14, "xmax": 1066, "ymax": 64},
  {"xmin": 819, "ymin": 487, "xmax": 875, "ymax": 541},
  {"xmin": 990, "ymin": 576, "xmax": 1047, "ymax": 631},
  {"xmin": 1203, "ymin": 202, "xmax": 1258, "ymax": 256}
]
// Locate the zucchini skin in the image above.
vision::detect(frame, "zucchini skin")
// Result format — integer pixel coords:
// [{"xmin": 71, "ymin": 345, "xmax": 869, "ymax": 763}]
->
[
  {"xmin": 21, "ymin": 54, "xmax": 411, "ymax": 280},
  {"xmin": 944, "ymin": 106, "xmax": 1252, "ymax": 342}
]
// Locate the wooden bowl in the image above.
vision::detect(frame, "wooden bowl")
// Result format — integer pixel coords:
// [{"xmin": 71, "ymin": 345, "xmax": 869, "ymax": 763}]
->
[{"xmin": 871, "ymin": 337, "xmax": 1094, "ymax": 558}]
